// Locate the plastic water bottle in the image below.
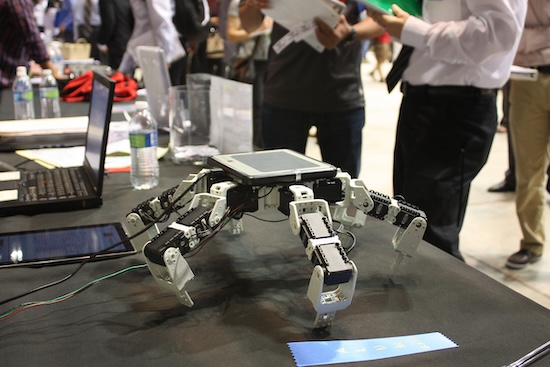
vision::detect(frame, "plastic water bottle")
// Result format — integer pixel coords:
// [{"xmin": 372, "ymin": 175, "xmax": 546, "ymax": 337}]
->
[
  {"xmin": 12, "ymin": 66, "xmax": 35, "ymax": 120},
  {"xmin": 129, "ymin": 101, "xmax": 159, "ymax": 190},
  {"xmin": 39, "ymin": 69, "xmax": 61, "ymax": 118},
  {"xmin": 48, "ymin": 41, "xmax": 64, "ymax": 73}
]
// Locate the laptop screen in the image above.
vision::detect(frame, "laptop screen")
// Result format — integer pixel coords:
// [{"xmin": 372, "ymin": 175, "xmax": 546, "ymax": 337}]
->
[{"xmin": 83, "ymin": 72, "xmax": 115, "ymax": 194}]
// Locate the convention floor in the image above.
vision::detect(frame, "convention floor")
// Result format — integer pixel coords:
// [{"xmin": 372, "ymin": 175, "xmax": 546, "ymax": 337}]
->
[{"xmin": 306, "ymin": 61, "xmax": 550, "ymax": 310}]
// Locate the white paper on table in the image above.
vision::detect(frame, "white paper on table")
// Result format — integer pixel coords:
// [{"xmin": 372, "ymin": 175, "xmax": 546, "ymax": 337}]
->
[
  {"xmin": 16, "ymin": 146, "xmax": 85, "ymax": 168},
  {"xmin": 106, "ymin": 121, "xmax": 131, "ymax": 155},
  {"xmin": 16, "ymin": 145, "xmax": 168, "ymax": 172},
  {"xmin": 15, "ymin": 119, "xmax": 168, "ymax": 172}
]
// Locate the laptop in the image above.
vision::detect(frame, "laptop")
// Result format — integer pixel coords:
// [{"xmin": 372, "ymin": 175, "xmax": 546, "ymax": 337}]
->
[
  {"xmin": 0, "ymin": 116, "xmax": 88, "ymax": 152},
  {"xmin": 206, "ymin": 149, "xmax": 338, "ymax": 186},
  {"xmin": 0, "ymin": 71, "xmax": 115, "ymax": 217},
  {"xmin": 136, "ymin": 45, "xmax": 171, "ymax": 131}
]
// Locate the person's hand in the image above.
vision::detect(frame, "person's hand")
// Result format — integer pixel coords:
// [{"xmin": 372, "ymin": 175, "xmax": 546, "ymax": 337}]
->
[
  {"xmin": 315, "ymin": 15, "xmax": 352, "ymax": 50},
  {"xmin": 186, "ymin": 42, "xmax": 198, "ymax": 53},
  {"xmin": 210, "ymin": 16, "xmax": 219, "ymax": 27},
  {"xmin": 39, "ymin": 60, "xmax": 68, "ymax": 80},
  {"xmin": 29, "ymin": 61, "xmax": 42, "ymax": 76},
  {"xmin": 241, "ymin": 0, "xmax": 269, "ymax": 33},
  {"xmin": 370, "ymin": 4, "xmax": 409, "ymax": 40},
  {"xmin": 53, "ymin": 69, "xmax": 68, "ymax": 81},
  {"xmin": 98, "ymin": 44, "xmax": 108, "ymax": 55},
  {"xmin": 260, "ymin": 16, "xmax": 274, "ymax": 32}
]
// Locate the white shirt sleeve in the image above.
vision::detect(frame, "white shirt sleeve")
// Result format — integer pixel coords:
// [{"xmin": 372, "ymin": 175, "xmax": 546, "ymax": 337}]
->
[
  {"xmin": 147, "ymin": 0, "xmax": 185, "ymax": 64},
  {"xmin": 400, "ymin": 0, "xmax": 527, "ymax": 88}
]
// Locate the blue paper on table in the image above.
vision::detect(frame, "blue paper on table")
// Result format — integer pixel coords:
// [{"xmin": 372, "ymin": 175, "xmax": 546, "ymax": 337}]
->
[
  {"xmin": 358, "ymin": 0, "xmax": 422, "ymax": 17},
  {"xmin": 288, "ymin": 332, "xmax": 458, "ymax": 366}
]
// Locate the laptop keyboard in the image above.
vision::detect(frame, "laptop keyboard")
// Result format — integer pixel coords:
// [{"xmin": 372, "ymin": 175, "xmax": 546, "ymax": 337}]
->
[{"xmin": 21, "ymin": 168, "xmax": 89, "ymax": 202}]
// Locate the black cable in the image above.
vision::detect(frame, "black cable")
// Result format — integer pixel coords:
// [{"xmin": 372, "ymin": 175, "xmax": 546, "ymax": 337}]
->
[
  {"xmin": 333, "ymin": 221, "xmax": 357, "ymax": 254},
  {"xmin": 245, "ymin": 213, "xmax": 287, "ymax": 223},
  {"xmin": 0, "ymin": 222, "xmax": 152, "ymax": 307},
  {"xmin": 0, "ymin": 172, "xmax": 207, "ymax": 307}
]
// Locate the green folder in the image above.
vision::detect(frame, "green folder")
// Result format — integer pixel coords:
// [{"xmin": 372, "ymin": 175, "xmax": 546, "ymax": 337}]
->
[{"xmin": 359, "ymin": 0, "xmax": 422, "ymax": 17}]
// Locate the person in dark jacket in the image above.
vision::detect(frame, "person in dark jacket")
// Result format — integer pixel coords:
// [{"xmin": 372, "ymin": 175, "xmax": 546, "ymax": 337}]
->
[{"xmin": 98, "ymin": 0, "xmax": 134, "ymax": 69}]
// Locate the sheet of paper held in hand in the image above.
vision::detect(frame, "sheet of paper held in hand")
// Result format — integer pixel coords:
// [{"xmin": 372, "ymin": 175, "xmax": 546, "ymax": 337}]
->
[
  {"xmin": 262, "ymin": 0, "xmax": 341, "ymax": 53},
  {"xmin": 510, "ymin": 65, "xmax": 538, "ymax": 81},
  {"xmin": 358, "ymin": 0, "xmax": 422, "ymax": 17}
]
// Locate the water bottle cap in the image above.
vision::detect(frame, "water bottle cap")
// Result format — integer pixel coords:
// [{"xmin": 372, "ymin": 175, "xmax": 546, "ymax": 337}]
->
[
  {"xmin": 16, "ymin": 66, "xmax": 27, "ymax": 77},
  {"xmin": 43, "ymin": 69, "xmax": 53, "ymax": 76},
  {"xmin": 135, "ymin": 101, "xmax": 149, "ymax": 110}
]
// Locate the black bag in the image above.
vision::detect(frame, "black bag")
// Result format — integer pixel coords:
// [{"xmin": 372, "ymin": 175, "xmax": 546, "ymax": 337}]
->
[{"xmin": 173, "ymin": 0, "xmax": 211, "ymax": 43}]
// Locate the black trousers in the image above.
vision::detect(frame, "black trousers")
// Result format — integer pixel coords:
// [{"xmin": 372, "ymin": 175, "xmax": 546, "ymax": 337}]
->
[{"xmin": 394, "ymin": 84, "xmax": 498, "ymax": 260}]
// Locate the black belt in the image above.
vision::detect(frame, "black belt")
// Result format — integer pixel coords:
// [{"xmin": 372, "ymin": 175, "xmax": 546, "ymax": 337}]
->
[
  {"xmin": 536, "ymin": 65, "xmax": 550, "ymax": 74},
  {"xmin": 401, "ymin": 82, "xmax": 497, "ymax": 96}
]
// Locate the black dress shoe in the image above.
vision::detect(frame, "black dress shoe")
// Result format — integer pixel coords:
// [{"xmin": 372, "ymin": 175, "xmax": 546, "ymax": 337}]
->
[{"xmin": 488, "ymin": 180, "xmax": 515, "ymax": 193}]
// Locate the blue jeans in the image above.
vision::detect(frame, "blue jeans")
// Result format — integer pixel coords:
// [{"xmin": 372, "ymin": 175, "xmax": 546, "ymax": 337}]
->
[{"xmin": 261, "ymin": 103, "xmax": 365, "ymax": 178}]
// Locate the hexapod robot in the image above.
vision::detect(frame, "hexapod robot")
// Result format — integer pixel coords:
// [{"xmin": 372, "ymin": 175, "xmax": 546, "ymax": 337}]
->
[{"xmin": 125, "ymin": 149, "xmax": 427, "ymax": 328}]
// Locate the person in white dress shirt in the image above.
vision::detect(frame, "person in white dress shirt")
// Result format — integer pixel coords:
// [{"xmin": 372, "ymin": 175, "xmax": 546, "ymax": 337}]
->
[
  {"xmin": 118, "ymin": 0, "xmax": 185, "ymax": 82},
  {"xmin": 371, "ymin": 0, "xmax": 527, "ymax": 260}
]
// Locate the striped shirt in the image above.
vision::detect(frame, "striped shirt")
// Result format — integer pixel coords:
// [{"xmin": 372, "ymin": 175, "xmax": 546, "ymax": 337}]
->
[{"xmin": 0, "ymin": 0, "xmax": 50, "ymax": 88}]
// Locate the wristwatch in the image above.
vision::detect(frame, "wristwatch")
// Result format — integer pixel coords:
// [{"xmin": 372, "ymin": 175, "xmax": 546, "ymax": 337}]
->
[{"xmin": 342, "ymin": 26, "xmax": 357, "ymax": 47}]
